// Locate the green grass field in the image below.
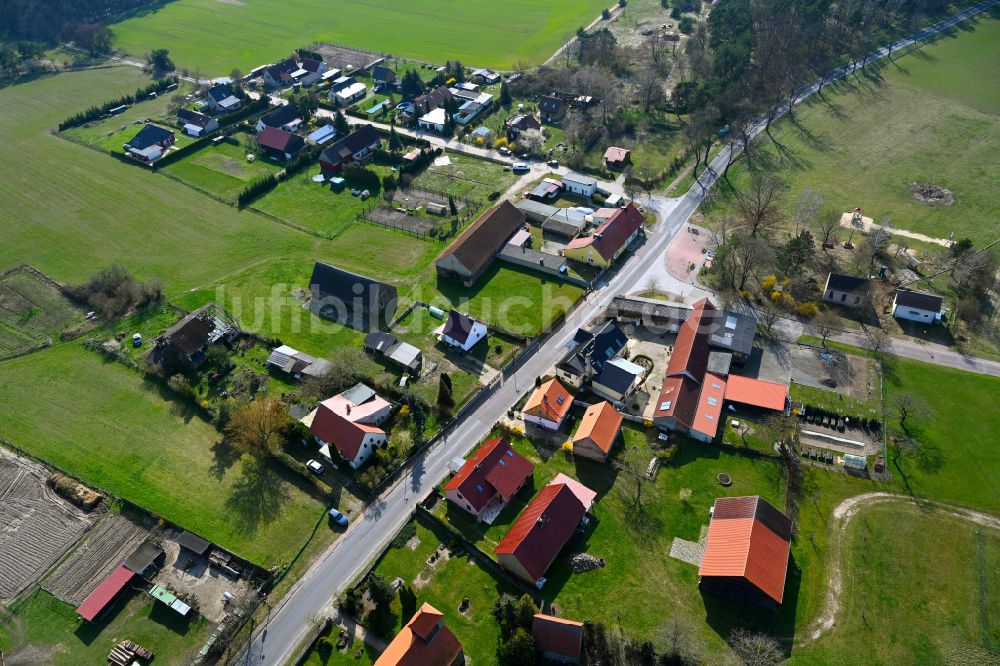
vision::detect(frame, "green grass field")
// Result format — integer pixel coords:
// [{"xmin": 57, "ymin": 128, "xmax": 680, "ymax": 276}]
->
[
  {"xmin": 161, "ymin": 132, "xmax": 283, "ymax": 202},
  {"xmin": 717, "ymin": 16, "xmax": 1000, "ymax": 244},
  {"xmin": 110, "ymin": 0, "xmax": 610, "ymax": 75},
  {"xmin": 411, "ymin": 152, "xmax": 517, "ymax": 202},
  {"xmin": 790, "ymin": 503, "xmax": 1000, "ymax": 665},
  {"xmin": 0, "ymin": 267, "xmax": 87, "ymax": 357}
]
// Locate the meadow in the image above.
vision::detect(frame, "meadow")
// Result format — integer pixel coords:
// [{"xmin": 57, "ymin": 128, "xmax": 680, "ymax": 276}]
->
[
  {"xmin": 715, "ymin": 15, "xmax": 1000, "ymax": 245},
  {"xmin": 161, "ymin": 131, "xmax": 283, "ymax": 202},
  {"xmin": 110, "ymin": 0, "xmax": 611, "ymax": 75}
]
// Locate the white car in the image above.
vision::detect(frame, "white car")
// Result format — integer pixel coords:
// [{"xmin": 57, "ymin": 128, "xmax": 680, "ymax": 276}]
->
[{"xmin": 306, "ymin": 459, "xmax": 325, "ymax": 475}]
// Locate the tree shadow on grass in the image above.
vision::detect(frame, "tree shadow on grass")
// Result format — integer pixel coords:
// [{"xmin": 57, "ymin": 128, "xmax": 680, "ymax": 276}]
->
[
  {"xmin": 225, "ymin": 458, "xmax": 290, "ymax": 537},
  {"xmin": 210, "ymin": 440, "xmax": 240, "ymax": 480}
]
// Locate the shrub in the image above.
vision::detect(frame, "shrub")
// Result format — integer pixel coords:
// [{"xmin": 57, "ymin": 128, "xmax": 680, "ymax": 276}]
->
[
  {"xmin": 67, "ymin": 264, "xmax": 163, "ymax": 319},
  {"xmin": 391, "ymin": 521, "xmax": 417, "ymax": 549},
  {"xmin": 761, "ymin": 275, "xmax": 777, "ymax": 290},
  {"xmin": 796, "ymin": 301, "xmax": 819, "ymax": 317},
  {"xmin": 602, "ymin": 8, "xmax": 612, "ymax": 19}
]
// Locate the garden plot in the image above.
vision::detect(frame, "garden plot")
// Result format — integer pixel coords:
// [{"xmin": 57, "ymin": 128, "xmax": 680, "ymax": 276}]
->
[
  {"xmin": 0, "ymin": 265, "xmax": 88, "ymax": 359},
  {"xmin": 314, "ymin": 43, "xmax": 382, "ymax": 74},
  {"xmin": 364, "ymin": 207, "xmax": 443, "ymax": 236},
  {"xmin": 0, "ymin": 449, "xmax": 96, "ymax": 603},
  {"xmin": 790, "ymin": 345, "xmax": 870, "ymax": 399},
  {"xmin": 43, "ymin": 512, "xmax": 152, "ymax": 604}
]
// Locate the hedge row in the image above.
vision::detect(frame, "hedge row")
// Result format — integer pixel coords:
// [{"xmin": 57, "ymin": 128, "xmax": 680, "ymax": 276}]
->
[{"xmin": 58, "ymin": 76, "xmax": 179, "ymax": 131}]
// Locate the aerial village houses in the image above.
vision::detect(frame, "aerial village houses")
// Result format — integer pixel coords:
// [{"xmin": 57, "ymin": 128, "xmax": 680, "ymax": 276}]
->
[
  {"xmin": 561, "ymin": 172, "xmax": 598, "ymax": 198},
  {"xmin": 556, "ymin": 320, "xmax": 628, "ymax": 389},
  {"xmin": 372, "ymin": 65, "xmax": 398, "ymax": 90},
  {"xmin": 305, "ymin": 383, "xmax": 391, "ymax": 469},
  {"xmin": 331, "ymin": 76, "xmax": 367, "ymax": 106},
  {"xmin": 591, "ymin": 356, "xmax": 644, "ymax": 404},
  {"xmin": 698, "ymin": 496, "xmax": 792, "ymax": 611},
  {"xmin": 257, "ymin": 126, "xmax": 304, "ymax": 161},
  {"xmin": 256, "ymin": 104, "xmax": 303, "ymax": 133},
  {"xmin": 822, "ymin": 272, "xmax": 871, "ymax": 307},
  {"xmin": 206, "ymin": 83, "xmax": 241, "ymax": 114},
  {"xmin": 892, "ymin": 289, "xmax": 944, "ymax": 323},
  {"xmin": 265, "ymin": 345, "xmax": 332, "ymax": 380},
  {"xmin": 263, "ymin": 57, "xmax": 301, "ymax": 88},
  {"xmin": 318, "ymin": 124, "xmax": 381, "ymax": 173},
  {"xmin": 364, "ymin": 331, "xmax": 423, "ymax": 372},
  {"xmin": 435, "ymin": 200, "xmax": 526, "ymax": 286},
  {"xmin": 506, "ymin": 112, "xmax": 541, "ymax": 140},
  {"xmin": 410, "ymin": 85, "xmax": 453, "ymax": 119},
  {"xmin": 444, "ymin": 438, "xmax": 534, "ymax": 523},
  {"xmin": 603, "ymin": 146, "xmax": 631, "ymax": 169},
  {"xmin": 523, "ymin": 378, "xmax": 574, "ymax": 430},
  {"xmin": 309, "ymin": 261, "xmax": 398, "ymax": 331},
  {"xmin": 563, "ymin": 203, "xmax": 644, "ymax": 269},
  {"xmin": 374, "ymin": 603, "xmax": 465, "ymax": 666},
  {"xmin": 298, "ymin": 57, "xmax": 328, "ymax": 85},
  {"xmin": 151, "ymin": 305, "xmax": 236, "ymax": 369},
  {"xmin": 538, "ymin": 95, "xmax": 567, "ymax": 124},
  {"xmin": 571, "ymin": 400, "xmax": 623, "ymax": 462},
  {"xmin": 177, "ymin": 108, "xmax": 219, "ymax": 137},
  {"xmin": 533, "ymin": 614, "xmax": 585, "ymax": 664},
  {"xmin": 438, "ymin": 310, "xmax": 487, "ymax": 352},
  {"xmin": 123, "ymin": 124, "xmax": 174, "ymax": 162}
]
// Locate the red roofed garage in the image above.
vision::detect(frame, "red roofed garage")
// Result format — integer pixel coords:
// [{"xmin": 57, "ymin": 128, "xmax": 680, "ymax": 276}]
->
[
  {"xmin": 723, "ymin": 375, "xmax": 788, "ymax": 412},
  {"xmin": 76, "ymin": 565, "xmax": 135, "ymax": 622}
]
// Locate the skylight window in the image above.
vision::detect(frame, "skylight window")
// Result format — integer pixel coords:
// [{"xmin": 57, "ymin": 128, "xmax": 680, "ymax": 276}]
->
[
  {"xmin": 660, "ymin": 401, "xmax": 672, "ymax": 411},
  {"xmin": 556, "ymin": 395, "xmax": 565, "ymax": 405},
  {"xmin": 475, "ymin": 484, "xmax": 484, "ymax": 493},
  {"xmin": 707, "ymin": 397, "xmax": 718, "ymax": 406},
  {"xmin": 725, "ymin": 315, "xmax": 738, "ymax": 330}
]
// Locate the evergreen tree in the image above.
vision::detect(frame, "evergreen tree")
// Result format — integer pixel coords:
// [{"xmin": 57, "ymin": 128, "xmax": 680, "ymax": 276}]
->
[
  {"xmin": 334, "ymin": 109, "xmax": 349, "ymax": 134},
  {"xmin": 499, "ymin": 82, "xmax": 512, "ymax": 108}
]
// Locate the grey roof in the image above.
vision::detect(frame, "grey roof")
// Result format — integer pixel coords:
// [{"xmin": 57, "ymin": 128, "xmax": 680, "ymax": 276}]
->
[
  {"xmin": 123, "ymin": 541, "xmax": 164, "ymax": 574},
  {"xmin": 514, "ymin": 199, "xmax": 559, "ymax": 223},
  {"xmin": 895, "ymin": 289, "xmax": 943, "ymax": 312},
  {"xmin": 707, "ymin": 350, "xmax": 733, "ymax": 376},
  {"xmin": 364, "ymin": 330, "xmax": 398, "ymax": 353},
  {"xmin": 707, "ymin": 311, "xmax": 756, "ymax": 357},
  {"xmin": 207, "ymin": 83, "xmax": 236, "ymax": 103},
  {"xmin": 593, "ymin": 360, "xmax": 637, "ymax": 394},
  {"xmin": 177, "ymin": 108, "xmax": 213, "ymax": 127},
  {"xmin": 559, "ymin": 320, "xmax": 627, "ymax": 376},
  {"xmin": 308, "ymin": 261, "xmax": 397, "ymax": 326},
  {"xmin": 563, "ymin": 172, "xmax": 597, "ymax": 186},
  {"xmin": 342, "ymin": 383, "xmax": 376, "ymax": 405},
  {"xmin": 609, "ymin": 296, "xmax": 690, "ymax": 327},
  {"xmin": 125, "ymin": 124, "xmax": 174, "ymax": 150},
  {"xmin": 387, "ymin": 341, "xmax": 422, "ymax": 368},
  {"xmin": 499, "ymin": 244, "xmax": 567, "ymax": 271},
  {"xmin": 539, "ymin": 95, "xmax": 566, "ymax": 114},
  {"xmin": 825, "ymin": 272, "xmax": 870, "ymax": 294},
  {"xmin": 176, "ymin": 531, "xmax": 211, "ymax": 555},
  {"xmin": 607, "ymin": 297, "xmax": 756, "ymax": 357},
  {"xmin": 542, "ymin": 209, "xmax": 587, "ymax": 238}
]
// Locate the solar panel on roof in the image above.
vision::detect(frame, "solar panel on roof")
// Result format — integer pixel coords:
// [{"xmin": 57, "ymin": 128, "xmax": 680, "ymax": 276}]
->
[
  {"xmin": 725, "ymin": 315, "xmax": 737, "ymax": 329},
  {"xmin": 660, "ymin": 401, "xmax": 672, "ymax": 410},
  {"xmin": 556, "ymin": 395, "xmax": 565, "ymax": 405}
]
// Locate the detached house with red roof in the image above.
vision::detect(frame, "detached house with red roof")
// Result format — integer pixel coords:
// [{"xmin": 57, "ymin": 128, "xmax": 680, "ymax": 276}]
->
[
  {"xmin": 258, "ymin": 126, "xmax": 304, "ymax": 161},
  {"xmin": 304, "ymin": 383, "xmax": 390, "ymax": 469},
  {"xmin": 444, "ymin": 438, "xmax": 534, "ymax": 523},
  {"xmin": 375, "ymin": 602, "xmax": 465, "ymax": 666},
  {"xmin": 571, "ymin": 400, "xmax": 623, "ymax": 462},
  {"xmin": 563, "ymin": 203, "xmax": 643, "ymax": 269},
  {"xmin": 699, "ymin": 496, "xmax": 792, "ymax": 611},
  {"xmin": 523, "ymin": 378, "xmax": 574, "ymax": 430},
  {"xmin": 533, "ymin": 613, "xmax": 585, "ymax": 664},
  {"xmin": 494, "ymin": 480, "xmax": 589, "ymax": 587}
]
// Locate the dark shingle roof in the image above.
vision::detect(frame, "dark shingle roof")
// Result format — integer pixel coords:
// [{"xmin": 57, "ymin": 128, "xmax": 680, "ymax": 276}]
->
[
  {"xmin": 309, "ymin": 262, "xmax": 396, "ymax": 314},
  {"xmin": 593, "ymin": 361, "xmax": 636, "ymax": 395},
  {"xmin": 539, "ymin": 95, "xmax": 566, "ymax": 114},
  {"xmin": 412, "ymin": 85, "xmax": 452, "ymax": 111},
  {"xmin": 442, "ymin": 310, "xmax": 481, "ymax": 345},
  {"xmin": 207, "ymin": 83, "xmax": 235, "ymax": 102},
  {"xmin": 319, "ymin": 125, "xmax": 380, "ymax": 166},
  {"xmin": 364, "ymin": 330, "xmax": 398, "ymax": 353},
  {"xmin": 176, "ymin": 531, "xmax": 211, "ymax": 555},
  {"xmin": 895, "ymin": 289, "xmax": 943, "ymax": 312},
  {"xmin": 826, "ymin": 272, "xmax": 870, "ymax": 294},
  {"xmin": 259, "ymin": 104, "xmax": 301, "ymax": 128},
  {"xmin": 373, "ymin": 65, "xmax": 396, "ymax": 82},
  {"xmin": 177, "ymin": 107, "xmax": 213, "ymax": 127},
  {"xmin": 707, "ymin": 311, "xmax": 756, "ymax": 357},
  {"xmin": 123, "ymin": 541, "xmax": 164, "ymax": 574},
  {"xmin": 125, "ymin": 124, "xmax": 174, "ymax": 150}
]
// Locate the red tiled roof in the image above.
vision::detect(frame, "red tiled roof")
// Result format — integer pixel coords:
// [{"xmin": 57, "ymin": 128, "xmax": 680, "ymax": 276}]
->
[
  {"xmin": 524, "ymin": 378, "xmax": 574, "ymax": 424},
  {"xmin": 549, "ymin": 473, "xmax": 597, "ymax": 511},
  {"xmin": 76, "ymin": 565, "xmax": 134, "ymax": 621},
  {"xmin": 258, "ymin": 125, "xmax": 297, "ymax": 151},
  {"xmin": 375, "ymin": 602, "xmax": 464, "ymax": 666},
  {"xmin": 533, "ymin": 613, "xmax": 584, "ymax": 661},
  {"xmin": 564, "ymin": 204, "xmax": 643, "ymax": 262},
  {"xmin": 444, "ymin": 438, "xmax": 534, "ymax": 513},
  {"xmin": 603, "ymin": 146, "xmax": 630, "ymax": 163},
  {"xmin": 572, "ymin": 401, "xmax": 623, "ymax": 455},
  {"xmin": 495, "ymin": 483, "xmax": 586, "ymax": 581},
  {"xmin": 666, "ymin": 298, "xmax": 714, "ymax": 379},
  {"xmin": 408, "ymin": 603, "xmax": 444, "ymax": 641},
  {"xmin": 652, "ymin": 375, "xmax": 701, "ymax": 429},
  {"xmin": 310, "ymin": 402, "xmax": 384, "ymax": 460},
  {"xmin": 699, "ymin": 496, "xmax": 792, "ymax": 604},
  {"xmin": 691, "ymin": 373, "xmax": 727, "ymax": 439},
  {"xmin": 724, "ymin": 375, "xmax": 787, "ymax": 412}
]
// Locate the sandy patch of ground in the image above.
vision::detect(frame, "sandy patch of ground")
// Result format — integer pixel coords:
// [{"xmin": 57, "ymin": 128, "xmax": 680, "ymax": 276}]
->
[
  {"xmin": 838, "ymin": 212, "xmax": 952, "ymax": 247},
  {"xmin": 152, "ymin": 531, "xmax": 252, "ymax": 623}
]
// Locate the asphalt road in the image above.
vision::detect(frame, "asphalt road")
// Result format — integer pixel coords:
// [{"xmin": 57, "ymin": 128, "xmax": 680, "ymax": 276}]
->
[{"xmin": 233, "ymin": 3, "xmax": 999, "ymax": 663}]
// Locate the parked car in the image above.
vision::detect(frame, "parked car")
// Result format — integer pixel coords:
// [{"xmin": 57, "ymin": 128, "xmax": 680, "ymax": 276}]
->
[
  {"xmin": 512, "ymin": 162, "xmax": 529, "ymax": 173},
  {"xmin": 306, "ymin": 459, "xmax": 325, "ymax": 475},
  {"xmin": 328, "ymin": 507, "xmax": 349, "ymax": 526},
  {"xmin": 547, "ymin": 160, "xmax": 559, "ymax": 169}
]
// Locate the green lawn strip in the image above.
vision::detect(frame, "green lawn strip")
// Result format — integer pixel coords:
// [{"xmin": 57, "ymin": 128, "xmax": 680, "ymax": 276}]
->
[
  {"xmin": 0, "ymin": 344, "xmax": 335, "ymax": 566},
  {"xmin": 110, "ymin": 0, "xmax": 610, "ymax": 74},
  {"xmin": 161, "ymin": 134, "xmax": 283, "ymax": 202},
  {"xmin": 0, "ymin": 588, "xmax": 208, "ymax": 666},
  {"xmin": 789, "ymin": 503, "xmax": 1000, "ymax": 665}
]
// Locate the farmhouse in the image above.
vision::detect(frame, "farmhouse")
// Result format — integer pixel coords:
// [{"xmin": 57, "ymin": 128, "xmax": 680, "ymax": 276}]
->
[
  {"xmin": 563, "ymin": 203, "xmax": 643, "ymax": 268},
  {"xmin": 603, "ymin": 146, "xmax": 631, "ymax": 169},
  {"xmin": 256, "ymin": 104, "xmax": 303, "ymax": 133},
  {"xmin": 206, "ymin": 83, "xmax": 241, "ymax": 114},
  {"xmin": 533, "ymin": 614, "xmax": 584, "ymax": 664},
  {"xmin": 306, "ymin": 383, "xmax": 391, "ymax": 469},
  {"xmin": 494, "ymin": 481, "xmax": 589, "ymax": 587},
  {"xmin": 591, "ymin": 356, "xmax": 644, "ymax": 403},
  {"xmin": 177, "ymin": 108, "xmax": 219, "ymax": 137},
  {"xmin": 375, "ymin": 602, "xmax": 465, "ymax": 666},
  {"xmin": 561, "ymin": 172, "xmax": 597, "ymax": 197},
  {"xmin": 822, "ymin": 272, "xmax": 870, "ymax": 307},
  {"xmin": 523, "ymin": 378, "xmax": 574, "ymax": 430},
  {"xmin": 556, "ymin": 320, "xmax": 628, "ymax": 389},
  {"xmin": 506, "ymin": 112, "xmax": 541, "ymax": 140},
  {"xmin": 571, "ymin": 401, "xmax": 623, "ymax": 462},
  {"xmin": 892, "ymin": 289, "xmax": 943, "ymax": 324},
  {"xmin": 263, "ymin": 57, "xmax": 300, "ymax": 88},
  {"xmin": 318, "ymin": 124, "xmax": 381, "ymax": 173},
  {"xmin": 123, "ymin": 124, "xmax": 174, "ymax": 162},
  {"xmin": 444, "ymin": 437, "xmax": 534, "ymax": 523},
  {"xmin": 699, "ymin": 495, "xmax": 792, "ymax": 611},
  {"xmin": 257, "ymin": 126, "xmax": 305, "ymax": 161},
  {"xmin": 539, "ymin": 95, "xmax": 567, "ymax": 124},
  {"xmin": 435, "ymin": 200, "xmax": 525, "ymax": 286},
  {"xmin": 299, "ymin": 57, "xmax": 328, "ymax": 85},
  {"xmin": 151, "ymin": 304, "xmax": 236, "ymax": 369},
  {"xmin": 309, "ymin": 261, "xmax": 397, "ymax": 331},
  {"xmin": 265, "ymin": 344, "xmax": 332, "ymax": 380},
  {"xmin": 364, "ymin": 331, "xmax": 423, "ymax": 372},
  {"xmin": 438, "ymin": 310, "xmax": 487, "ymax": 352}
]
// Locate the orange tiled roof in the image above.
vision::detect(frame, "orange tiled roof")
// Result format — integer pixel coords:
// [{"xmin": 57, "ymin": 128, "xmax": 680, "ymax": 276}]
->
[
  {"xmin": 572, "ymin": 401, "xmax": 623, "ymax": 454},
  {"xmin": 375, "ymin": 602, "xmax": 463, "ymax": 666},
  {"xmin": 524, "ymin": 378, "xmax": 573, "ymax": 423}
]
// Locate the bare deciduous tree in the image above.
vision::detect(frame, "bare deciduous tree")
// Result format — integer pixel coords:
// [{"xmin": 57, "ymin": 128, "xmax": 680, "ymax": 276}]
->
[
  {"xmin": 892, "ymin": 392, "xmax": 931, "ymax": 435},
  {"xmin": 729, "ymin": 628, "xmax": 783, "ymax": 666},
  {"xmin": 811, "ymin": 309, "xmax": 839, "ymax": 347},
  {"xmin": 793, "ymin": 187, "xmax": 823, "ymax": 233},
  {"xmin": 734, "ymin": 173, "xmax": 784, "ymax": 237},
  {"xmin": 816, "ymin": 211, "xmax": 839, "ymax": 248}
]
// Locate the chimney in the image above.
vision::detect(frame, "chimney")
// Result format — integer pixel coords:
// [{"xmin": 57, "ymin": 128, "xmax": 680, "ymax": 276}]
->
[{"xmin": 346, "ymin": 404, "xmax": 351, "ymax": 415}]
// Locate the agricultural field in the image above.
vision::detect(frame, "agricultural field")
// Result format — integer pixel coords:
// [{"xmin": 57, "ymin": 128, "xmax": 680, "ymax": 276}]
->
[
  {"xmin": 716, "ymin": 16, "xmax": 1000, "ymax": 245},
  {"xmin": 0, "ymin": 266, "xmax": 88, "ymax": 359},
  {"xmin": 110, "ymin": 0, "xmax": 611, "ymax": 74},
  {"xmin": 160, "ymin": 132, "xmax": 283, "ymax": 202}
]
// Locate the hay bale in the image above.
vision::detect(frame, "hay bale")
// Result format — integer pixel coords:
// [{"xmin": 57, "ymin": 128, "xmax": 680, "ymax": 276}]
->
[{"xmin": 46, "ymin": 473, "xmax": 102, "ymax": 510}]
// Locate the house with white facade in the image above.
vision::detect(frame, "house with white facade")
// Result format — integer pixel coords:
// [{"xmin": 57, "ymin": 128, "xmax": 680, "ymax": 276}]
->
[
  {"xmin": 303, "ymin": 383, "xmax": 390, "ymax": 469},
  {"xmin": 892, "ymin": 289, "xmax": 943, "ymax": 324},
  {"xmin": 438, "ymin": 310, "xmax": 487, "ymax": 352}
]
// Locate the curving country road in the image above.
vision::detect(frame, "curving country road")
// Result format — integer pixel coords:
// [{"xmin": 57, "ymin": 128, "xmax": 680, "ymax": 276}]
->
[{"xmin": 234, "ymin": 3, "xmax": 999, "ymax": 664}]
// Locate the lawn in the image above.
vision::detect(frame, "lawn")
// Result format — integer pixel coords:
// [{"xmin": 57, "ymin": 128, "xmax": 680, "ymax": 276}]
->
[
  {"xmin": 160, "ymin": 132, "xmax": 283, "ymax": 202},
  {"xmin": 0, "ymin": 343, "xmax": 337, "ymax": 566},
  {"xmin": 411, "ymin": 151, "xmax": 518, "ymax": 202},
  {"xmin": 789, "ymin": 502, "xmax": 1000, "ymax": 665},
  {"xmin": 110, "ymin": 0, "xmax": 611, "ymax": 74},
  {"xmin": 0, "ymin": 588, "xmax": 209, "ymax": 666},
  {"xmin": 716, "ymin": 16, "xmax": 1000, "ymax": 244}
]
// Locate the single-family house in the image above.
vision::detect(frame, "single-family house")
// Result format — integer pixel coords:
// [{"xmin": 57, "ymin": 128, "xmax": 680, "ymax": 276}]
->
[
  {"xmin": 506, "ymin": 112, "xmax": 541, "ymax": 140},
  {"xmin": 257, "ymin": 126, "xmax": 305, "ymax": 161},
  {"xmin": 449, "ymin": 89, "xmax": 493, "ymax": 125},
  {"xmin": 177, "ymin": 108, "xmax": 219, "ymax": 137},
  {"xmin": 471, "ymin": 68, "xmax": 501, "ymax": 85},
  {"xmin": 591, "ymin": 356, "xmax": 644, "ymax": 404},
  {"xmin": 372, "ymin": 65, "xmax": 398, "ymax": 90},
  {"xmin": 603, "ymin": 146, "xmax": 631, "ymax": 169},
  {"xmin": 699, "ymin": 496, "xmax": 792, "ymax": 611},
  {"xmin": 299, "ymin": 58, "xmax": 327, "ymax": 86},
  {"xmin": 435, "ymin": 200, "xmax": 525, "ymax": 285},
  {"xmin": 523, "ymin": 378, "xmax": 573, "ymax": 430},
  {"xmin": 526, "ymin": 178, "xmax": 562, "ymax": 202},
  {"xmin": 334, "ymin": 80, "xmax": 367, "ymax": 106},
  {"xmin": 318, "ymin": 124, "xmax": 381, "ymax": 173},
  {"xmin": 410, "ymin": 86, "xmax": 453, "ymax": 114},
  {"xmin": 151, "ymin": 304, "xmax": 236, "ymax": 369},
  {"xmin": 539, "ymin": 95, "xmax": 567, "ymax": 124},
  {"xmin": 374, "ymin": 603, "xmax": 465, "ymax": 666},
  {"xmin": 444, "ymin": 438, "xmax": 534, "ymax": 523},
  {"xmin": 892, "ymin": 289, "xmax": 943, "ymax": 324},
  {"xmin": 123, "ymin": 124, "xmax": 174, "ymax": 162},
  {"xmin": 305, "ymin": 383, "xmax": 391, "ymax": 469},
  {"xmin": 555, "ymin": 320, "xmax": 628, "ymax": 389},
  {"xmin": 822, "ymin": 272, "xmax": 870, "ymax": 307},
  {"xmin": 256, "ymin": 104, "xmax": 303, "ymax": 133},
  {"xmin": 439, "ymin": 310, "xmax": 487, "ymax": 352},
  {"xmin": 205, "ymin": 83, "xmax": 241, "ymax": 114},
  {"xmin": 265, "ymin": 345, "xmax": 331, "ymax": 380},
  {"xmin": 308, "ymin": 261, "xmax": 397, "ymax": 331},
  {"xmin": 494, "ymin": 481, "xmax": 588, "ymax": 587},
  {"xmin": 263, "ymin": 58, "xmax": 300, "ymax": 88},
  {"xmin": 571, "ymin": 401, "xmax": 623, "ymax": 462},
  {"xmin": 561, "ymin": 172, "xmax": 597, "ymax": 197},
  {"xmin": 364, "ymin": 331, "xmax": 423, "ymax": 372},
  {"xmin": 320, "ymin": 68, "xmax": 343, "ymax": 86},
  {"xmin": 563, "ymin": 203, "xmax": 643, "ymax": 268},
  {"xmin": 533, "ymin": 614, "xmax": 584, "ymax": 664},
  {"xmin": 418, "ymin": 106, "xmax": 450, "ymax": 133}
]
